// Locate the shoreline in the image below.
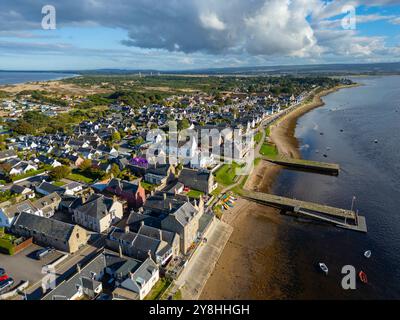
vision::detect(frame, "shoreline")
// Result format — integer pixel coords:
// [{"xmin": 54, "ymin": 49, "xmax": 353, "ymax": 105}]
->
[{"xmin": 201, "ymin": 84, "xmax": 357, "ymax": 300}]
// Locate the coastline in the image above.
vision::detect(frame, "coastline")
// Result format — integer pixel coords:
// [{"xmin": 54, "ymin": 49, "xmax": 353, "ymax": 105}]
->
[{"xmin": 201, "ymin": 84, "xmax": 357, "ymax": 300}]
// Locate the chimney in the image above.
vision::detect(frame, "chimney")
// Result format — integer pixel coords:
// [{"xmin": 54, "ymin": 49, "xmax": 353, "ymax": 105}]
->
[
  {"xmin": 163, "ymin": 193, "xmax": 167, "ymax": 200},
  {"xmin": 77, "ymin": 264, "xmax": 81, "ymax": 274},
  {"xmin": 147, "ymin": 250, "xmax": 152, "ymax": 259},
  {"xmin": 118, "ymin": 245, "xmax": 123, "ymax": 258},
  {"xmin": 169, "ymin": 202, "xmax": 172, "ymax": 211},
  {"xmin": 125, "ymin": 225, "xmax": 130, "ymax": 233},
  {"xmin": 158, "ymin": 229, "xmax": 162, "ymax": 240},
  {"xmin": 140, "ymin": 220, "xmax": 145, "ymax": 227},
  {"xmin": 113, "ymin": 195, "xmax": 118, "ymax": 203}
]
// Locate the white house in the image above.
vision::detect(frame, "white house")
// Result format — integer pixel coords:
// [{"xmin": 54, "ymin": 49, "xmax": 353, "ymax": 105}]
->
[{"xmin": 119, "ymin": 257, "xmax": 159, "ymax": 300}]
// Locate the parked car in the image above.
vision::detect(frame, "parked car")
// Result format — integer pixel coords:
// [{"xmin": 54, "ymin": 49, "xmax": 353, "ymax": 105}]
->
[
  {"xmin": 0, "ymin": 268, "xmax": 5, "ymax": 276},
  {"xmin": 35, "ymin": 247, "xmax": 54, "ymax": 260},
  {"xmin": 0, "ymin": 278, "xmax": 14, "ymax": 293},
  {"xmin": 0, "ymin": 274, "xmax": 9, "ymax": 282}
]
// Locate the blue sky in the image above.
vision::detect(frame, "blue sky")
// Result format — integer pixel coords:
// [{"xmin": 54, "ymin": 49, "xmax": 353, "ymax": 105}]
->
[{"xmin": 0, "ymin": 0, "xmax": 399, "ymax": 70}]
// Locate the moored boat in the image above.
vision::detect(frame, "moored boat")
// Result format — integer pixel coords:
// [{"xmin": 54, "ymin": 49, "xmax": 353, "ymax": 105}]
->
[
  {"xmin": 359, "ymin": 271, "xmax": 368, "ymax": 284},
  {"xmin": 319, "ymin": 263, "xmax": 328, "ymax": 275},
  {"xmin": 364, "ymin": 250, "xmax": 372, "ymax": 258}
]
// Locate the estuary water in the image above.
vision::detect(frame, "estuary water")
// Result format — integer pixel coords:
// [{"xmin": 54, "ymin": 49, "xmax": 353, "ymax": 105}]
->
[
  {"xmin": 272, "ymin": 76, "xmax": 400, "ymax": 299},
  {"xmin": 0, "ymin": 71, "xmax": 76, "ymax": 85}
]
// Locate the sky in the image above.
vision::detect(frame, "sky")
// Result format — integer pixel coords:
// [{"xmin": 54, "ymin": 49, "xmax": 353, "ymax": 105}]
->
[{"xmin": 0, "ymin": 0, "xmax": 399, "ymax": 71}]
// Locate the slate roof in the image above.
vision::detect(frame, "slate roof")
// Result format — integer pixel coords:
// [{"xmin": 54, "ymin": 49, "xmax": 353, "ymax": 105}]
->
[
  {"xmin": 75, "ymin": 194, "xmax": 114, "ymax": 219},
  {"xmin": 12, "ymin": 212, "xmax": 76, "ymax": 242},
  {"xmin": 144, "ymin": 192, "xmax": 194, "ymax": 216},
  {"xmin": 32, "ymin": 192, "xmax": 62, "ymax": 210},
  {"xmin": 42, "ymin": 252, "xmax": 107, "ymax": 300},
  {"xmin": 178, "ymin": 168, "xmax": 211, "ymax": 193},
  {"xmin": 107, "ymin": 178, "xmax": 140, "ymax": 193},
  {"xmin": 170, "ymin": 201, "xmax": 198, "ymax": 227},
  {"xmin": 36, "ymin": 181, "xmax": 64, "ymax": 195},
  {"xmin": 126, "ymin": 212, "xmax": 162, "ymax": 231}
]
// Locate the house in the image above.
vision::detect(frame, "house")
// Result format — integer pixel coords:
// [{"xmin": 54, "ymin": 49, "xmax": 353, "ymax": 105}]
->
[
  {"xmin": 107, "ymin": 225, "xmax": 178, "ymax": 265},
  {"xmin": 103, "ymin": 250, "xmax": 159, "ymax": 300},
  {"xmin": 10, "ymin": 184, "xmax": 35, "ymax": 199},
  {"xmin": 141, "ymin": 192, "xmax": 204, "ymax": 254},
  {"xmin": 73, "ymin": 194, "xmax": 124, "ymax": 233},
  {"xmin": 144, "ymin": 164, "xmax": 175, "ymax": 186},
  {"xmin": 161, "ymin": 201, "xmax": 202, "ymax": 254},
  {"xmin": 178, "ymin": 168, "xmax": 217, "ymax": 195},
  {"xmin": 32, "ymin": 192, "xmax": 62, "ymax": 218},
  {"xmin": 12, "ymin": 212, "xmax": 88, "ymax": 253},
  {"xmin": 42, "ymin": 252, "xmax": 106, "ymax": 300},
  {"xmin": 9, "ymin": 161, "xmax": 37, "ymax": 176},
  {"xmin": 118, "ymin": 257, "xmax": 159, "ymax": 300},
  {"xmin": 0, "ymin": 150, "xmax": 18, "ymax": 162},
  {"xmin": 36, "ymin": 181, "xmax": 65, "ymax": 196},
  {"xmin": 66, "ymin": 155, "xmax": 84, "ymax": 168},
  {"xmin": 105, "ymin": 178, "xmax": 146, "ymax": 209},
  {"xmin": 0, "ymin": 199, "xmax": 40, "ymax": 228},
  {"xmin": 62, "ymin": 182, "xmax": 84, "ymax": 196}
]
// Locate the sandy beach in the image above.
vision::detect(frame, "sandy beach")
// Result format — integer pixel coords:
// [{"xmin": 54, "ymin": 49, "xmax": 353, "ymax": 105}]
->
[{"xmin": 201, "ymin": 85, "xmax": 354, "ymax": 300}]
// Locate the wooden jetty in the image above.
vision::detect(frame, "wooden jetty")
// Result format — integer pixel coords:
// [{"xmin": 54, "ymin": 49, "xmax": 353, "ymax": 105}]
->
[
  {"xmin": 263, "ymin": 156, "xmax": 340, "ymax": 175},
  {"xmin": 241, "ymin": 190, "xmax": 367, "ymax": 233}
]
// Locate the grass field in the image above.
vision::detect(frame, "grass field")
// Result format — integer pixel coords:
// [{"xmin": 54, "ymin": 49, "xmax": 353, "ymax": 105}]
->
[
  {"xmin": 260, "ymin": 143, "xmax": 278, "ymax": 158},
  {"xmin": 186, "ymin": 189, "xmax": 204, "ymax": 199},
  {"xmin": 144, "ymin": 278, "xmax": 171, "ymax": 300},
  {"xmin": 214, "ymin": 162, "xmax": 243, "ymax": 186},
  {"xmin": 67, "ymin": 173, "xmax": 94, "ymax": 184}
]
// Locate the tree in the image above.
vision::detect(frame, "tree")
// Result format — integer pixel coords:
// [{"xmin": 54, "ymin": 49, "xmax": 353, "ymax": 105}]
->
[
  {"xmin": 79, "ymin": 159, "xmax": 92, "ymax": 172},
  {"xmin": 49, "ymin": 165, "xmax": 71, "ymax": 181},
  {"xmin": 177, "ymin": 119, "xmax": 190, "ymax": 131},
  {"xmin": 111, "ymin": 131, "xmax": 121, "ymax": 142},
  {"xmin": 110, "ymin": 164, "xmax": 121, "ymax": 178},
  {"xmin": 12, "ymin": 120, "xmax": 35, "ymax": 135}
]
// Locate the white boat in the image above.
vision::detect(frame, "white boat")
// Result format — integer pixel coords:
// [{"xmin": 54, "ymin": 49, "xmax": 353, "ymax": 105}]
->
[
  {"xmin": 319, "ymin": 263, "xmax": 329, "ymax": 275},
  {"xmin": 364, "ymin": 250, "xmax": 372, "ymax": 259}
]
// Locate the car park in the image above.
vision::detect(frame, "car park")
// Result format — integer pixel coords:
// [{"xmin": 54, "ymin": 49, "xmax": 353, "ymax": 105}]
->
[
  {"xmin": 0, "ymin": 278, "xmax": 14, "ymax": 293},
  {"xmin": 35, "ymin": 247, "xmax": 54, "ymax": 260},
  {"xmin": 0, "ymin": 274, "xmax": 9, "ymax": 282}
]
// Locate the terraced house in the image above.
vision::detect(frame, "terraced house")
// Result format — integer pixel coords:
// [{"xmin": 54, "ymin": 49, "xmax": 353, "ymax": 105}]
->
[{"xmin": 73, "ymin": 194, "xmax": 124, "ymax": 233}]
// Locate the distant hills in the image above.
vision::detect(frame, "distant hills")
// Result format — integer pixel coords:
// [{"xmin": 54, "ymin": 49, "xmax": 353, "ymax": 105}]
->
[{"xmin": 2, "ymin": 62, "xmax": 400, "ymax": 76}]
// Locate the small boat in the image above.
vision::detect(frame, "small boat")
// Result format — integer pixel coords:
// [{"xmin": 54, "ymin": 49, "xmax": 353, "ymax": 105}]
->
[
  {"xmin": 340, "ymin": 129, "xmax": 344, "ymax": 132},
  {"xmin": 364, "ymin": 250, "xmax": 372, "ymax": 259},
  {"xmin": 319, "ymin": 263, "xmax": 329, "ymax": 275},
  {"xmin": 323, "ymin": 154, "xmax": 328, "ymax": 158},
  {"xmin": 320, "ymin": 132, "xmax": 324, "ymax": 136},
  {"xmin": 359, "ymin": 271, "xmax": 368, "ymax": 284},
  {"xmin": 374, "ymin": 139, "xmax": 378, "ymax": 144}
]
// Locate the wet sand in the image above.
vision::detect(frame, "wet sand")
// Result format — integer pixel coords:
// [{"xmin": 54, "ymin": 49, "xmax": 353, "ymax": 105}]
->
[{"xmin": 201, "ymin": 85, "xmax": 355, "ymax": 300}]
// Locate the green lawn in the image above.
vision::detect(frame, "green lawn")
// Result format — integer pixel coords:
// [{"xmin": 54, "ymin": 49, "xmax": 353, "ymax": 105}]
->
[
  {"xmin": 67, "ymin": 173, "xmax": 94, "ymax": 184},
  {"xmin": 265, "ymin": 126, "xmax": 271, "ymax": 137},
  {"xmin": 141, "ymin": 181, "xmax": 158, "ymax": 192},
  {"xmin": 172, "ymin": 289, "xmax": 182, "ymax": 300},
  {"xmin": 53, "ymin": 181, "xmax": 66, "ymax": 187},
  {"xmin": 214, "ymin": 162, "xmax": 243, "ymax": 186},
  {"xmin": 260, "ymin": 143, "xmax": 278, "ymax": 158},
  {"xmin": 186, "ymin": 189, "xmax": 204, "ymax": 199},
  {"xmin": 11, "ymin": 169, "xmax": 46, "ymax": 182},
  {"xmin": 211, "ymin": 185, "xmax": 223, "ymax": 197},
  {"xmin": 254, "ymin": 131, "xmax": 263, "ymax": 144},
  {"xmin": 144, "ymin": 278, "xmax": 171, "ymax": 300}
]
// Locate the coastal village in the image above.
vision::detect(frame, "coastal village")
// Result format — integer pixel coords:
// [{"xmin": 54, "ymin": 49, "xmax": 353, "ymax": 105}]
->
[{"xmin": 0, "ymin": 75, "xmax": 353, "ymax": 300}]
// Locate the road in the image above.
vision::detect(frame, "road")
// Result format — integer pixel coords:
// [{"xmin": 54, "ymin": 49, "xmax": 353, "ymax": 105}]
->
[
  {"xmin": 165, "ymin": 219, "xmax": 233, "ymax": 300},
  {"xmin": 13, "ymin": 234, "xmax": 106, "ymax": 300}
]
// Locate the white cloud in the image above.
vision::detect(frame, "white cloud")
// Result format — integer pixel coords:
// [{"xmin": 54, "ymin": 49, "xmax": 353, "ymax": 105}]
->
[{"xmin": 200, "ymin": 12, "xmax": 226, "ymax": 31}]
